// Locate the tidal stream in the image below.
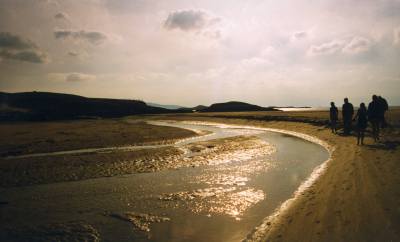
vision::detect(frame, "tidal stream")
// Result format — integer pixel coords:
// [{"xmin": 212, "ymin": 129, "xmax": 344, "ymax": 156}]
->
[{"xmin": 0, "ymin": 121, "xmax": 329, "ymax": 242}]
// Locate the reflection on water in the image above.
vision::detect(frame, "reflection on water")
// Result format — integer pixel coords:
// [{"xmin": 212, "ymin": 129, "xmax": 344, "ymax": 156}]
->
[
  {"xmin": 0, "ymin": 121, "xmax": 329, "ymax": 242},
  {"xmin": 160, "ymin": 186, "xmax": 264, "ymax": 221},
  {"xmin": 208, "ymin": 188, "xmax": 265, "ymax": 220}
]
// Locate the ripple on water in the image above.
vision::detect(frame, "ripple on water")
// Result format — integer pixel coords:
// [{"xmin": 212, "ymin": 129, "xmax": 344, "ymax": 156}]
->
[{"xmin": 110, "ymin": 212, "xmax": 170, "ymax": 232}]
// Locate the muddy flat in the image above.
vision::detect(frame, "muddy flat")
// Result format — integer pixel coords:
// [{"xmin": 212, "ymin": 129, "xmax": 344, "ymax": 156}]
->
[
  {"xmin": 0, "ymin": 119, "xmax": 197, "ymax": 157},
  {"xmin": 0, "ymin": 120, "xmax": 328, "ymax": 242}
]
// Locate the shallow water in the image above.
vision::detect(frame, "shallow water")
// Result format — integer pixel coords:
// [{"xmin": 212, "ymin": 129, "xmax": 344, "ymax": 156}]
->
[{"xmin": 0, "ymin": 121, "xmax": 329, "ymax": 242}]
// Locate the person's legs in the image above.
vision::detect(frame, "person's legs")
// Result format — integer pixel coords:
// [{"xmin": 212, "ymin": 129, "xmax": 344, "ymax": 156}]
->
[
  {"xmin": 343, "ymin": 118, "xmax": 348, "ymax": 134},
  {"xmin": 382, "ymin": 113, "xmax": 387, "ymax": 129},
  {"xmin": 376, "ymin": 121, "xmax": 380, "ymax": 140},
  {"xmin": 331, "ymin": 120, "xmax": 337, "ymax": 133},
  {"xmin": 372, "ymin": 120, "xmax": 379, "ymax": 142},
  {"xmin": 360, "ymin": 129, "xmax": 365, "ymax": 145},
  {"xmin": 344, "ymin": 118, "xmax": 352, "ymax": 135},
  {"xmin": 348, "ymin": 118, "xmax": 352, "ymax": 134},
  {"xmin": 357, "ymin": 130, "xmax": 361, "ymax": 145}
]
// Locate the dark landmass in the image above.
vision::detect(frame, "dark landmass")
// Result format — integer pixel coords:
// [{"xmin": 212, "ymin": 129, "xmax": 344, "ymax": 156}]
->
[
  {"xmin": 0, "ymin": 92, "xmax": 281, "ymax": 121},
  {"xmin": 0, "ymin": 92, "xmax": 188, "ymax": 121},
  {"xmin": 192, "ymin": 105, "xmax": 208, "ymax": 111},
  {"xmin": 201, "ymin": 101, "xmax": 278, "ymax": 112},
  {"xmin": 174, "ymin": 105, "xmax": 208, "ymax": 113}
]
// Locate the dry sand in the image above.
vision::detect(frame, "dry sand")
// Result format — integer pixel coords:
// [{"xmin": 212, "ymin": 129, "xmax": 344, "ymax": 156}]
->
[{"xmin": 159, "ymin": 110, "xmax": 400, "ymax": 242}]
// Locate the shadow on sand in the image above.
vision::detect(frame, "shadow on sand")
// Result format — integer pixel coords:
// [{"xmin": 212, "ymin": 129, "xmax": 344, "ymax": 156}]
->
[{"xmin": 365, "ymin": 141, "xmax": 400, "ymax": 150}]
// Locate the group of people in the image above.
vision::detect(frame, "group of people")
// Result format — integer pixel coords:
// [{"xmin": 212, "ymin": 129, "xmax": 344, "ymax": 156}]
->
[{"xmin": 329, "ymin": 95, "xmax": 388, "ymax": 145}]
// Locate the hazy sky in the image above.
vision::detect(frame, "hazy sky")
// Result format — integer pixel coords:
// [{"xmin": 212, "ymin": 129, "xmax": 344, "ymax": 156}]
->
[{"xmin": 0, "ymin": 0, "xmax": 399, "ymax": 106}]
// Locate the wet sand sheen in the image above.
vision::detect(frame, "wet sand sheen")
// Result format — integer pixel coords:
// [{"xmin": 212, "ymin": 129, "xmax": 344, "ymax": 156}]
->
[{"xmin": 0, "ymin": 121, "xmax": 329, "ymax": 242}]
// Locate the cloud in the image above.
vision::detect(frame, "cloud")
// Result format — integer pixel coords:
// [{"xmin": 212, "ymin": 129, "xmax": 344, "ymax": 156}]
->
[
  {"xmin": 164, "ymin": 9, "xmax": 220, "ymax": 31},
  {"xmin": 308, "ymin": 40, "xmax": 344, "ymax": 55},
  {"xmin": 0, "ymin": 50, "xmax": 47, "ymax": 63},
  {"xmin": 342, "ymin": 37, "xmax": 371, "ymax": 54},
  {"xmin": 0, "ymin": 32, "xmax": 37, "ymax": 50},
  {"xmin": 48, "ymin": 72, "xmax": 96, "ymax": 82},
  {"xmin": 65, "ymin": 73, "xmax": 96, "ymax": 82},
  {"xmin": 103, "ymin": 0, "xmax": 152, "ymax": 14},
  {"xmin": 54, "ymin": 29, "xmax": 108, "ymax": 45},
  {"xmin": 54, "ymin": 12, "xmax": 69, "ymax": 21},
  {"xmin": 394, "ymin": 27, "xmax": 400, "ymax": 45},
  {"xmin": 292, "ymin": 31, "xmax": 307, "ymax": 40},
  {"xmin": 308, "ymin": 37, "xmax": 372, "ymax": 56},
  {"xmin": 67, "ymin": 51, "xmax": 79, "ymax": 57},
  {"xmin": 0, "ymin": 32, "xmax": 47, "ymax": 63},
  {"xmin": 66, "ymin": 50, "xmax": 89, "ymax": 59},
  {"xmin": 203, "ymin": 30, "xmax": 221, "ymax": 39}
]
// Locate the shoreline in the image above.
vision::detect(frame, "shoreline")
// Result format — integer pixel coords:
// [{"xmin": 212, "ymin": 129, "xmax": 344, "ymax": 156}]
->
[
  {"xmin": 160, "ymin": 120, "xmax": 334, "ymax": 241},
  {"xmin": 161, "ymin": 116, "xmax": 400, "ymax": 241}
]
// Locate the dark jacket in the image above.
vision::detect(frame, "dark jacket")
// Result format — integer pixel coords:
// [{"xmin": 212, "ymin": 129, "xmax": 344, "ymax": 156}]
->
[
  {"xmin": 356, "ymin": 108, "xmax": 368, "ymax": 129},
  {"xmin": 368, "ymin": 101, "xmax": 383, "ymax": 120},
  {"xmin": 330, "ymin": 106, "xmax": 338, "ymax": 121},
  {"xmin": 342, "ymin": 103, "xmax": 354, "ymax": 119}
]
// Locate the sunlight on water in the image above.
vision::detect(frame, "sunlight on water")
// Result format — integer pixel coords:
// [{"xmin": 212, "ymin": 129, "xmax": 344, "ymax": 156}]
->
[
  {"xmin": 208, "ymin": 189, "xmax": 265, "ymax": 220},
  {"xmin": 160, "ymin": 186, "xmax": 265, "ymax": 220},
  {"xmin": 202, "ymin": 175, "xmax": 249, "ymax": 186},
  {"xmin": 1, "ymin": 120, "xmax": 330, "ymax": 242}
]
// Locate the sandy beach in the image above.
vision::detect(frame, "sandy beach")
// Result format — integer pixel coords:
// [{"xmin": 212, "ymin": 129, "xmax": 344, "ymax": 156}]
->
[
  {"xmin": 1, "ymin": 110, "xmax": 399, "ymax": 241},
  {"xmin": 158, "ymin": 110, "xmax": 400, "ymax": 241}
]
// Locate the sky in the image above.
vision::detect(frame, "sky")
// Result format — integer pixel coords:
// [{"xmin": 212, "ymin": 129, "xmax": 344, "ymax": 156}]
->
[{"xmin": 0, "ymin": 0, "xmax": 399, "ymax": 107}]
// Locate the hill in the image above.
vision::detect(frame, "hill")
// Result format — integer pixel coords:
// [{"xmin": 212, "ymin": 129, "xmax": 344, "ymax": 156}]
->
[
  {"xmin": 192, "ymin": 105, "xmax": 208, "ymax": 111},
  {"xmin": 201, "ymin": 101, "xmax": 278, "ymax": 112},
  {"xmin": 0, "ymin": 92, "xmax": 179, "ymax": 121}
]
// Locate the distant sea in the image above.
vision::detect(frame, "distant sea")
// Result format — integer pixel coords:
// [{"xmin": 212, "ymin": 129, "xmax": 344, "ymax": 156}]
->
[
  {"xmin": 278, "ymin": 107, "xmax": 328, "ymax": 111},
  {"xmin": 278, "ymin": 106, "xmax": 399, "ymax": 112}
]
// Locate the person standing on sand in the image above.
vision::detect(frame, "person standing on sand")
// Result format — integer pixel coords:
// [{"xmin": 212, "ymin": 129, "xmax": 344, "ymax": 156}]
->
[
  {"xmin": 329, "ymin": 102, "xmax": 338, "ymax": 134},
  {"xmin": 353, "ymin": 103, "xmax": 368, "ymax": 145},
  {"xmin": 342, "ymin": 98, "xmax": 354, "ymax": 135},
  {"xmin": 378, "ymin": 96, "xmax": 389, "ymax": 128},
  {"xmin": 368, "ymin": 95, "xmax": 382, "ymax": 142}
]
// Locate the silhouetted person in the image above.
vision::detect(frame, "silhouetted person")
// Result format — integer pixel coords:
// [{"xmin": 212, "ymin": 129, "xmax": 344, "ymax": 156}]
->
[
  {"xmin": 329, "ymin": 102, "xmax": 338, "ymax": 134},
  {"xmin": 378, "ymin": 96, "xmax": 389, "ymax": 128},
  {"xmin": 354, "ymin": 103, "xmax": 367, "ymax": 145},
  {"xmin": 342, "ymin": 98, "xmax": 354, "ymax": 135},
  {"xmin": 368, "ymin": 95, "xmax": 382, "ymax": 142}
]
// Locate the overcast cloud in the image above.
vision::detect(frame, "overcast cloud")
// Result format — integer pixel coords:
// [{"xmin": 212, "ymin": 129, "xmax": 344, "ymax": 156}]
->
[
  {"xmin": 0, "ymin": 32, "xmax": 47, "ymax": 63},
  {"xmin": 0, "ymin": 0, "xmax": 399, "ymax": 106},
  {"xmin": 54, "ymin": 29, "xmax": 108, "ymax": 45}
]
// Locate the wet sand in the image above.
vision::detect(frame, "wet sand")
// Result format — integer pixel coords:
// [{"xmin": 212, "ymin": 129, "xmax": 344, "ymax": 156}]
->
[
  {"xmin": 160, "ymin": 112, "xmax": 400, "ymax": 242},
  {"xmin": 0, "ymin": 134, "xmax": 271, "ymax": 187},
  {"xmin": 0, "ymin": 121, "xmax": 328, "ymax": 242},
  {"xmin": 1, "ymin": 110, "xmax": 399, "ymax": 241},
  {"xmin": 0, "ymin": 119, "xmax": 197, "ymax": 157}
]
